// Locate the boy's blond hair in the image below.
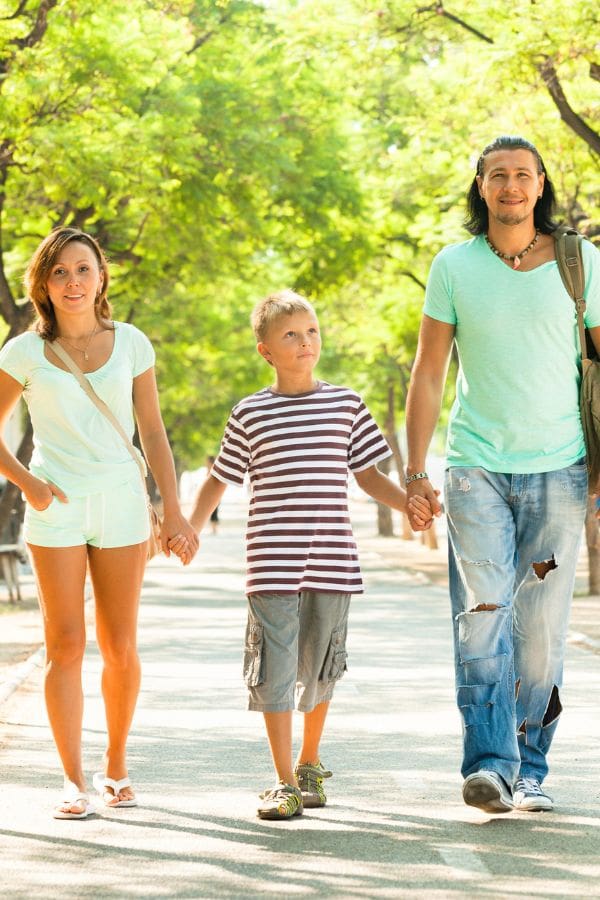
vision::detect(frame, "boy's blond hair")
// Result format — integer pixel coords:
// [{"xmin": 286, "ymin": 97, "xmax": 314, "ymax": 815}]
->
[{"xmin": 251, "ymin": 289, "xmax": 316, "ymax": 342}]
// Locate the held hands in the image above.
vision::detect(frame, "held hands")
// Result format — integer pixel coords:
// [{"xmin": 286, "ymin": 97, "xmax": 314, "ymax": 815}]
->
[
  {"xmin": 162, "ymin": 514, "xmax": 199, "ymax": 566},
  {"xmin": 25, "ymin": 477, "xmax": 68, "ymax": 511},
  {"xmin": 407, "ymin": 481, "xmax": 443, "ymax": 531}
]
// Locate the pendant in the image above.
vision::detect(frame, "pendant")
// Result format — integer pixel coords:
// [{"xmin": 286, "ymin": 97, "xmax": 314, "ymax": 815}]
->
[{"xmin": 513, "ymin": 256, "xmax": 521, "ymax": 270}]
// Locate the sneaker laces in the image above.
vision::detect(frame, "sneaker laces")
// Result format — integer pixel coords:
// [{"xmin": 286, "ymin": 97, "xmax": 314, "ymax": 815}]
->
[{"xmin": 515, "ymin": 776, "xmax": 544, "ymax": 795}]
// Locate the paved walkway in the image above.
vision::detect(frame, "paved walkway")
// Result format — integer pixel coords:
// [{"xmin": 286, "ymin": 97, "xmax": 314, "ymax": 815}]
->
[{"xmin": 1, "ymin": 499, "xmax": 600, "ymax": 898}]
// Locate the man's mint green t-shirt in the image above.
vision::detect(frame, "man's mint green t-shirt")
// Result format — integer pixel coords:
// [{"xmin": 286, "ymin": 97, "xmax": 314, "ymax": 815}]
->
[
  {"xmin": 424, "ymin": 234, "xmax": 600, "ymax": 473},
  {"xmin": 0, "ymin": 322, "xmax": 155, "ymax": 496}
]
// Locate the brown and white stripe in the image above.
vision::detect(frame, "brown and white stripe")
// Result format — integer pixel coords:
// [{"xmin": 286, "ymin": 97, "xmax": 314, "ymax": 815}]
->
[{"xmin": 212, "ymin": 382, "xmax": 391, "ymax": 595}]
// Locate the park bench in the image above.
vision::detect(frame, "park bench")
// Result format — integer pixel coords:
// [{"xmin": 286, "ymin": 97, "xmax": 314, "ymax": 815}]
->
[
  {"xmin": 0, "ymin": 543, "xmax": 25, "ymax": 604},
  {"xmin": 0, "ymin": 498, "xmax": 26, "ymax": 604}
]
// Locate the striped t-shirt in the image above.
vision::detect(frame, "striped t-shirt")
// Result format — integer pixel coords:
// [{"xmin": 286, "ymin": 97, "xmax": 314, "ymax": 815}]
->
[{"xmin": 212, "ymin": 381, "xmax": 391, "ymax": 595}]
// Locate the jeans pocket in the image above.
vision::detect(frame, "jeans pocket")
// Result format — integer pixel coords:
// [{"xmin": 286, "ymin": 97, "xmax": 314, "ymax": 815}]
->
[
  {"xmin": 320, "ymin": 628, "xmax": 348, "ymax": 684},
  {"xmin": 243, "ymin": 622, "xmax": 264, "ymax": 687}
]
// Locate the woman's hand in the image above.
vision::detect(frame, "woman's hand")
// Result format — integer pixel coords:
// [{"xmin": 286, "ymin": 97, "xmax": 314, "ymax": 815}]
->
[
  {"xmin": 24, "ymin": 478, "xmax": 68, "ymax": 511},
  {"xmin": 161, "ymin": 513, "xmax": 199, "ymax": 565}
]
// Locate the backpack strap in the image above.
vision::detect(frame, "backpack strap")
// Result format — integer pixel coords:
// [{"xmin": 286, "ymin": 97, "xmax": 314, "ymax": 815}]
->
[{"xmin": 553, "ymin": 226, "xmax": 587, "ymax": 360}]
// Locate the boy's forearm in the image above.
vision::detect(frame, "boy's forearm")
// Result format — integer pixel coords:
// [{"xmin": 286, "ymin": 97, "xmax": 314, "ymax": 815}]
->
[
  {"xmin": 189, "ymin": 474, "xmax": 228, "ymax": 532},
  {"xmin": 354, "ymin": 466, "xmax": 407, "ymax": 512}
]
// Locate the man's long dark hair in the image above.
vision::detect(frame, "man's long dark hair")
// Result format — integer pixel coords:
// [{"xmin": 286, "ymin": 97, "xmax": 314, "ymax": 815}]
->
[{"xmin": 464, "ymin": 135, "xmax": 558, "ymax": 235}]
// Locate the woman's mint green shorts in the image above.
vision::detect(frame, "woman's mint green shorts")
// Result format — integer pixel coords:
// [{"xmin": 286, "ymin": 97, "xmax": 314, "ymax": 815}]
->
[{"xmin": 24, "ymin": 478, "xmax": 150, "ymax": 549}]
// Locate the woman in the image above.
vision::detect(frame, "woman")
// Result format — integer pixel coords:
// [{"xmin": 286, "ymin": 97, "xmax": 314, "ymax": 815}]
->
[{"xmin": 0, "ymin": 227, "xmax": 198, "ymax": 818}]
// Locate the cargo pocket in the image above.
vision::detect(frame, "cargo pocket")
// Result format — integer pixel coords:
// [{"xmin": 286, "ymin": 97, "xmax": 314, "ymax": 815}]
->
[
  {"xmin": 320, "ymin": 628, "xmax": 348, "ymax": 684},
  {"xmin": 243, "ymin": 621, "xmax": 264, "ymax": 687}
]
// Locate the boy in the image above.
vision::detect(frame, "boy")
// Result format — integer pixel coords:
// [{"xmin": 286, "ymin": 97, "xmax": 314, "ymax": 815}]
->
[{"xmin": 186, "ymin": 290, "xmax": 432, "ymax": 820}]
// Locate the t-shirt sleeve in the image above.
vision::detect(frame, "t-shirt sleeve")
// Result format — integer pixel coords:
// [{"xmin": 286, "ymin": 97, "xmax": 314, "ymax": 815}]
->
[
  {"xmin": 583, "ymin": 240, "xmax": 600, "ymax": 329},
  {"xmin": 212, "ymin": 413, "xmax": 251, "ymax": 486},
  {"xmin": 348, "ymin": 399, "xmax": 391, "ymax": 472},
  {"xmin": 0, "ymin": 334, "xmax": 30, "ymax": 386},
  {"xmin": 423, "ymin": 250, "xmax": 457, "ymax": 325},
  {"xmin": 129, "ymin": 325, "xmax": 156, "ymax": 376}
]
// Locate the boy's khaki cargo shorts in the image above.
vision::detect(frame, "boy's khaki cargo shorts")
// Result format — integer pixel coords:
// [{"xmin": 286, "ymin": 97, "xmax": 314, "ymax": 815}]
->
[{"xmin": 243, "ymin": 590, "xmax": 351, "ymax": 713}]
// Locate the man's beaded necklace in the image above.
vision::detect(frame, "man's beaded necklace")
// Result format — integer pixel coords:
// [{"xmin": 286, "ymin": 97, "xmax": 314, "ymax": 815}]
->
[{"xmin": 485, "ymin": 229, "xmax": 540, "ymax": 269}]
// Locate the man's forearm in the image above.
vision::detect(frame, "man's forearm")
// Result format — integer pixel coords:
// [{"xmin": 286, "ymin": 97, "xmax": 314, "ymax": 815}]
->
[{"xmin": 405, "ymin": 374, "xmax": 445, "ymax": 475}]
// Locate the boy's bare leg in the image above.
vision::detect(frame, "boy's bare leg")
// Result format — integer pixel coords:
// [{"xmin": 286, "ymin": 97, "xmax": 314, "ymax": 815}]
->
[
  {"xmin": 263, "ymin": 710, "xmax": 296, "ymax": 785},
  {"xmin": 296, "ymin": 700, "xmax": 330, "ymax": 766}
]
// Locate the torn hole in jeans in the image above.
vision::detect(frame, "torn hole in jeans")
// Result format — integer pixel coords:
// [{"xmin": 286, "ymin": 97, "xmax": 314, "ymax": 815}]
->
[
  {"xmin": 532, "ymin": 554, "xmax": 557, "ymax": 581},
  {"xmin": 542, "ymin": 685, "xmax": 562, "ymax": 727},
  {"xmin": 469, "ymin": 603, "xmax": 500, "ymax": 612}
]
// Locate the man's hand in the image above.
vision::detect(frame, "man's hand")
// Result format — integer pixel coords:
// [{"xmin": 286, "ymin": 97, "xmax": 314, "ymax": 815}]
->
[{"xmin": 407, "ymin": 479, "xmax": 442, "ymax": 531}]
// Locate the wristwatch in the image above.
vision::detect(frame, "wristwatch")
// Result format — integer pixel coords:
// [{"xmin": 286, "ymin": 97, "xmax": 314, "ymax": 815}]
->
[{"xmin": 405, "ymin": 471, "xmax": 429, "ymax": 485}]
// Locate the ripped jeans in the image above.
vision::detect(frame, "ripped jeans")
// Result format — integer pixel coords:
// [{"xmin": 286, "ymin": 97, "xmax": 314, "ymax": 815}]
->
[{"xmin": 445, "ymin": 461, "xmax": 587, "ymax": 786}]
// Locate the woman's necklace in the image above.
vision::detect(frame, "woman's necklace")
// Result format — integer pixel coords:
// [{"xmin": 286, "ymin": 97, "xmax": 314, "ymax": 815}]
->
[
  {"xmin": 57, "ymin": 325, "xmax": 98, "ymax": 361},
  {"xmin": 485, "ymin": 229, "xmax": 540, "ymax": 269}
]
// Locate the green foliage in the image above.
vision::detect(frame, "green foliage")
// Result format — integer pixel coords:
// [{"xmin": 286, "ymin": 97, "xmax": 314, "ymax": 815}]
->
[{"xmin": 0, "ymin": 0, "xmax": 598, "ymax": 471}]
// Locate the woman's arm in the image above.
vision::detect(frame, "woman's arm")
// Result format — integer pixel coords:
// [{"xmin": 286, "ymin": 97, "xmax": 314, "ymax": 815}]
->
[
  {"xmin": 0, "ymin": 370, "xmax": 67, "ymax": 509},
  {"xmin": 132, "ymin": 367, "xmax": 198, "ymax": 563}
]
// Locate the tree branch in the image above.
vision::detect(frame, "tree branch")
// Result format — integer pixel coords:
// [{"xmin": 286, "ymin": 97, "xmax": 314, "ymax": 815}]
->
[
  {"xmin": 419, "ymin": 2, "xmax": 494, "ymax": 44},
  {"xmin": 186, "ymin": 29, "xmax": 217, "ymax": 55},
  {"xmin": 12, "ymin": 0, "xmax": 59, "ymax": 51},
  {"xmin": 539, "ymin": 58, "xmax": 600, "ymax": 156},
  {"xmin": 0, "ymin": 0, "xmax": 29, "ymax": 21},
  {"xmin": 1, "ymin": 0, "xmax": 59, "ymax": 80},
  {"xmin": 398, "ymin": 269, "xmax": 426, "ymax": 291},
  {"xmin": 590, "ymin": 62, "xmax": 600, "ymax": 83},
  {"xmin": 186, "ymin": 9, "xmax": 234, "ymax": 55}
]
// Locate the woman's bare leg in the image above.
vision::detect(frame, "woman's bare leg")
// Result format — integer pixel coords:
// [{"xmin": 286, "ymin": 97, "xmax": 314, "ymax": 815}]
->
[
  {"xmin": 28, "ymin": 543, "xmax": 88, "ymax": 813},
  {"xmin": 88, "ymin": 541, "xmax": 146, "ymax": 802}
]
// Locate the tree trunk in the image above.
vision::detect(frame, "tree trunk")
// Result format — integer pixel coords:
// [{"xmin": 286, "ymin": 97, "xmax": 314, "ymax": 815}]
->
[
  {"xmin": 538, "ymin": 59, "xmax": 600, "ymax": 157},
  {"xmin": 585, "ymin": 494, "xmax": 600, "ymax": 594},
  {"xmin": 421, "ymin": 520, "xmax": 439, "ymax": 550},
  {"xmin": 384, "ymin": 383, "xmax": 413, "ymax": 540},
  {"xmin": 376, "ymin": 454, "xmax": 394, "ymax": 536}
]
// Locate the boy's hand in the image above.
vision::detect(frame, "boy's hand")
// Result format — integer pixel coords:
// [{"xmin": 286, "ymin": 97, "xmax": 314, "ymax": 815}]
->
[
  {"xmin": 163, "ymin": 516, "xmax": 199, "ymax": 565},
  {"xmin": 407, "ymin": 490, "xmax": 441, "ymax": 531},
  {"xmin": 406, "ymin": 479, "xmax": 442, "ymax": 531},
  {"xmin": 167, "ymin": 533, "xmax": 200, "ymax": 565}
]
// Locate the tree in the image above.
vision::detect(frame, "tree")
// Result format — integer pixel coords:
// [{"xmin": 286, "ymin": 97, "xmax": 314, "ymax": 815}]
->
[{"xmin": 0, "ymin": 0, "xmax": 370, "ymax": 533}]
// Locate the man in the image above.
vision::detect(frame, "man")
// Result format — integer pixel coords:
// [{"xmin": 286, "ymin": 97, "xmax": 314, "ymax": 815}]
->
[{"xmin": 405, "ymin": 135, "xmax": 600, "ymax": 814}]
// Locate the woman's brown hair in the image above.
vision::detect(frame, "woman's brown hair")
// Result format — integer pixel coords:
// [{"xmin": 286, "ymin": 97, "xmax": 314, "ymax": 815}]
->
[{"xmin": 24, "ymin": 227, "xmax": 112, "ymax": 340}]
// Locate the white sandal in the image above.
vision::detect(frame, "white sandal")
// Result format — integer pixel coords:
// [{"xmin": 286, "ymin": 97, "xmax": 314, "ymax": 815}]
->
[
  {"xmin": 54, "ymin": 780, "xmax": 95, "ymax": 819},
  {"xmin": 93, "ymin": 771, "xmax": 138, "ymax": 808}
]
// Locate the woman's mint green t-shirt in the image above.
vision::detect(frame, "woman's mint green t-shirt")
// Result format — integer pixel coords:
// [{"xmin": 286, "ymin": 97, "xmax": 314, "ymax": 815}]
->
[
  {"xmin": 424, "ymin": 235, "xmax": 600, "ymax": 473},
  {"xmin": 0, "ymin": 322, "xmax": 155, "ymax": 496}
]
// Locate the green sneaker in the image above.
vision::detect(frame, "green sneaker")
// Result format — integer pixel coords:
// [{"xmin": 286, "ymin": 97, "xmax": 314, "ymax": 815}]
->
[
  {"xmin": 295, "ymin": 761, "xmax": 333, "ymax": 808},
  {"xmin": 257, "ymin": 782, "xmax": 303, "ymax": 820}
]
